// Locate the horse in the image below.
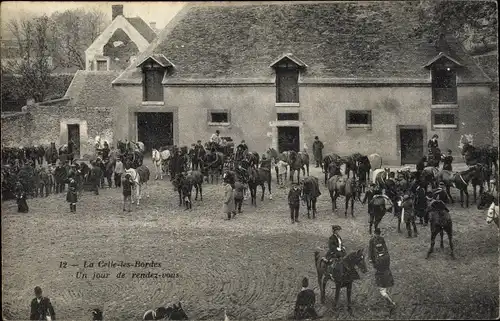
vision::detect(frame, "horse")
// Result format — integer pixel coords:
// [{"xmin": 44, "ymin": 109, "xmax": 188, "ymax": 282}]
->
[
  {"xmin": 247, "ymin": 166, "xmax": 272, "ymax": 206},
  {"xmin": 103, "ymin": 158, "xmax": 115, "ymax": 188},
  {"xmin": 300, "ymin": 176, "xmax": 321, "ymax": 219},
  {"xmin": 173, "ymin": 171, "xmax": 203, "ymax": 209},
  {"xmin": 314, "ymin": 249, "xmax": 367, "ymax": 314},
  {"xmin": 340, "ymin": 153, "xmax": 361, "ymax": 178},
  {"xmin": 245, "ymin": 150, "xmax": 260, "ymax": 169},
  {"xmin": 124, "ymin": 164, "xmax": 150, "ymax": 205},
  {"xmin": 323, "ymin": 153, "xmax": 343, "ymax": 184},
  {"xmin": 152, "ymin": 149, "xmax": 163, "ymax": 180},
  {"xmin": 368, "ymin": 194, "xmax": 394, "ymax": 234},
  {"xmin": 327, "ymin": 175, "xmax": 359, "ymax": 217},
  {"xmin": 436, "ymin": 164, "xmax": 484, "ymax": 208},
  {"xmin": 461, "ymin": 142, "xmax": 498, "ymax": 173},
  {"xmin": 356, "ymin": 155, "xmax": 371, "ymax": 193},
  {"xmin": 203, "ymin": 151, "xmax": 224, "ymax": 184},
  {"xmin": 426, "ymin": 199, "xmax": 454, "ymax": 259},
  {"xmin": 396, "ymin": 195, "xmax": 418, "ymax": 237},
  {"xmin": 372, "ymin": 167, "xmax": 390, "ymax": 188},
  {"xmin": 486, "ymin": 202, "xmax": 499, "ymax": 228},
  {"xmin": 284, "ymin": 151, "xmax": 304, "ymax": 183},
  {"xmin": 421, "ymin": 166, "xmax": 439, "ymax": 190},
  {"xmin": 299, "ymin": 151, "xmax": 310, "ymax": 177},
  {"xmin": 266, "ymin": 147, "xmax": 281, "ymax": 183},
  {"xmin": 143, "ymin": 303, "xmax": 188, "ymax": 320}
]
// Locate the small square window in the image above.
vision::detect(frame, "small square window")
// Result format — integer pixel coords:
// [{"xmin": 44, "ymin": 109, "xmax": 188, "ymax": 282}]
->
[
  {"xmin": 432, "ymin": 109, "xmax": 458, "ymax": 129},
  {"xmin": 346, "ymin": 110, "xmax": 372, "ymax": 128},
  {"xmin": 96, "ymin": 60, "xmax": 108, "ymax": 71},
  {"xmin": 277, "ymin": 113, "xmax": 299, "ymax": 121},
  {"xmin": 211, "ymin": 112, "xmax": 228, "ymax": 123}
]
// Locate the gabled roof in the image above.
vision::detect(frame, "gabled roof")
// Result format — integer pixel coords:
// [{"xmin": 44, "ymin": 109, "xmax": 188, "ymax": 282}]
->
[
  {"xmin": 423, "ymin": 52, "xmax": 463, "ymax": 68},
  {"xmin": 113, "ymin": 2, "xmax": 491, "ymax": 84},
  {"xmin": 135, "ymin": 54, "xmax": 174, "ymax": 68},
  {"xmin": 126, "ymin": 17, "xmax": 157, "ymax": 43},
  {"xmin": 269, "ymin": 53, "xmax": 308, "ymax": 68},
  {"xmin": 64, "ymin": 70, "xmax": 121, "ymax": 107}
]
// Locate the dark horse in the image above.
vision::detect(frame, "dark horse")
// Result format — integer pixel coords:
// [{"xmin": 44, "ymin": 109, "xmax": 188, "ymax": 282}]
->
[
  {"xmin": 436, "ymin": 164, "xmax": 484, "ymax": 208},
  {"xmin": 143, "ymin": 302, "xmax": 188, "ymax": 320},
  {"xmin": 477, "ymin": 191, "xmax": 498, "ymax": 210},
  {"xmin": 247, "ymin": 167, "xmax": 272, "ymax": 206},
  {"xmin": 285, "ymin": 151, "xmax": 304, "ymax": 183},
  {"xmin": 462, "ymin": 142, "xmax": 498, "ymax": 191},
  {"xmin": 327, "ymin": 175, "xmax": 359, "ymax": 217},
  {"xmin": 117, "ymin": 140, "xmax": 143, "ymax": 168},
  {"xmin": 301, "ymin": 176, "xmax": 321, "ymax": 219},
  {"xmin": 203, "ymin": 151, "xmax": 224, "ymax": 184},
  {"xmin": 314, "ymin": 249, "xmax": 367, "ymax": 315},
  {"xmin": 426, "ymin": 199, "xmax": 455, "ymax": 259},
  {"xmin": 172, "ymin": 171, "xmax": 203, "ymax": 209}
]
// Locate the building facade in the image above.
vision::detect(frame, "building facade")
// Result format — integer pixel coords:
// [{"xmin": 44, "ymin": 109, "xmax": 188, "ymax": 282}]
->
[{"xmin": 2, "ymin": 2, "xmax": 497, "ymax": 165}]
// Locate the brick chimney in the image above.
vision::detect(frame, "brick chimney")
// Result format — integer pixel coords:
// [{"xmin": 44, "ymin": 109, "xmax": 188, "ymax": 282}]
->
[
  {"xmin": 150, "ymin": 22, "xmax": 157, "ymax": 31},
  {"xmin": 112, "ymin": 5, "xmax": 124, "ymax": 20}
]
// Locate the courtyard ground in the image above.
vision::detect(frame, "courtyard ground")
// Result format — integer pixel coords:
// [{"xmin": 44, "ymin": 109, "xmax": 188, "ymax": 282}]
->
[{"xmin": 1, "ymin": 161, "xmax": 499, "ymax": 320}]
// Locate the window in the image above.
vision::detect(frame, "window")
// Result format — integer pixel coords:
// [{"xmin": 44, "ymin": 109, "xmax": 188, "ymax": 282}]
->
[
  {"xmin": 432, "ymin": 67, "xmax": 457, "ymax": 104},
  {"xmin": 277, "ymin": 113, "xmax": 299, "ymax": 121},
  {"xmin": 142, "ymin": 61, "xmax": 164, "ymax": 102},
  {"xmin": 276, "ymin": 60, "xmax": 299, "ymax": 103},
  {"xmin": 432, "ymin": 109, "xmax": 458, "ymax": 129},
  {"xmin": 96, "ymin": 59, "xmax": 108, "ymax": 71},
  {"xmin": 346, "ymin": 110, "xmax": 372, "ymax": 128},
  {"xmin": 208, "ymin": 110, "xmax": 230, "ymax": 126}
]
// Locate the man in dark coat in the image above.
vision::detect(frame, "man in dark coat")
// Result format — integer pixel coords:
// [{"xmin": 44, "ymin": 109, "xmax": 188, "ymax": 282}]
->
[
  {"xmin": 67, "ymin": 139, "xmax": 75, "ymax": 163},
  {"xmin": 288, "ymin": 182, "xmax": 302, "ymax": 223},
  {"xmin": 325, "ymin": 225, "xmax": 346, "ymax": 278},
  {"xmin": 30, "ymin": 286, "xmax": 56, "ymax": 320},
  {"xmin": 414, "ymin": 182, "xmax": 429, "ymax": 225},
  {"xmin": 15, "ymin": 182, "xmax": 29, "ymax": 213},
  {"xmin": 294, "ymin": 277, "xmax": 319, "ymax": 320},
  {"xmin": 368, "ymin": 228, "xmax": 396, "ymax": 310},
  {"xmin": 66, "ymin": 174, "xmax": 78, "ymax": 212},
  {"xmin": 312, "ymin": 136, "xmax": 324, "ymax": 168},
  {"xmin": 442, "ymin": 149, "xmax": 453, "ymax": 171},
  {"xmin": 90, "ymin": 161, "xmax": 103, "ymax": 195},
  {"xmin": 54, "ymin": 163, "xmax": 67, "ymax": 194},
  {"xmin": 102, "ymin": 141, "xmax": 110, "ymax": 161},
  {"xmin": 415, "ymin": 156, "xmax": 427, "ymax": 182}
]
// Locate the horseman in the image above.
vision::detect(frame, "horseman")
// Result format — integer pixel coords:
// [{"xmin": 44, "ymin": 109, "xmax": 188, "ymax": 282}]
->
[
  {"xmin": 102, "ymin": 141, "xmax": 110, "ymax": 161},
  {"xmin": 260, "ymin": 153, "xmax": 272, "ymax": 171},
  {"xmin": 210, "ymin": 130, "xmax": 222, "ymax": 150},
  {"xmin": 324, "ymin": 225, "xmax": 347, "ymax": 278},
  {"xmin": 237, "ymin": 140, "xmax": 248, "ymax": 153}
]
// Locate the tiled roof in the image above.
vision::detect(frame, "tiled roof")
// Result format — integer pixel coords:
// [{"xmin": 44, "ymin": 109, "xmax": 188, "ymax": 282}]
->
[
  {"xmin": 126, "ymin": 17, "xmax": 157, "ymax": 43},
  {"xmin": 64, "ymin": 70, "xmax": 121, "ymax": 107},
  {"xmin": 113, "ymin": 2, "xmax": 491, "ymax": 84}
]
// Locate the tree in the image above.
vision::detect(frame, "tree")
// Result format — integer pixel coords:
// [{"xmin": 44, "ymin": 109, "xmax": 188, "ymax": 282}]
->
[
  {"xmin": 50, "ymin": 8, "xmax": 108, "ymax": 70},
  {"xmin": 413, "ymin": 0, "xmax": 498, "ymax": 53}
]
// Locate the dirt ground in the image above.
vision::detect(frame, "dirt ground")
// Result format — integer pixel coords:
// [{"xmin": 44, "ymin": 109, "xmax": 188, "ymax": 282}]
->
[{"xmin": 2, "ymin": 162, "xmax": 499, "ymax": 320}]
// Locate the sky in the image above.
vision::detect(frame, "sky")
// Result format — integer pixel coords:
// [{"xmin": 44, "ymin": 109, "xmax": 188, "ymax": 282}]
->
[{"xmin": 1, "ymin": 1, "xmax": 187, "ymax": 36}]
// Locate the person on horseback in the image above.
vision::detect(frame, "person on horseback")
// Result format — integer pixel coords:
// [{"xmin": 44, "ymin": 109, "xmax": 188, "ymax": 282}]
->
[
  {"xmin": 260, "ymin": 153, "xmax": 272, "ymax": 170},
  {"xmin": 102, "ymin": 141, "xmax": 110, "ymax": 161},
  {"xmin": 237, "ymin": 140, "xmax": 248, "ymax": 153},
  {"xmin": 363, "ymin": 183, "xmax": 382, "ymax": 216},
  {"xmin": 427, "ymin": 134, "xmax": 440, "ymax": 167},
  {"xmin": 210, "ymin": 130, "xmax": 222, "ymax": 147},
  {"xmin": 324, "ymin": 225, "xmax": 346, "ymax": 278}
]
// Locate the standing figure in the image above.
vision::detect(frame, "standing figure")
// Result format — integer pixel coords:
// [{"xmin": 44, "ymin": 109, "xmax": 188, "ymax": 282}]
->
[
  {"xmin": 122, "ymin": 173, "xmax": 133, "ymax": 212},
  {"xmin": 66, "ymin": 174, "xmax": 78, "ymax": 212},
  {"xmin": 234, "ymin": 180, "xmax": 245, "ymax": 214},
  {"xmin": 114, "ymin": 157, "xmax": 124, "ymax": 188},
  {"xmin": 294, "ymin": 277, "xmax": 319, "ymax": 320},
  {"xmin": 222, "ymin": 174, "xmax": 235, "ymax": 220},
  {"xmin": 415, "ymin": 156, "xmax": 427, "ymax": 183},
  {"xmin": 15, "ymin": 182, "xmax": 29, "ymax": 213},
  {"xmin": 368, "ymin": 228, "xmax": 396, "ymax": 310},
  {"xmin": 67, "ymin": 139, "xmax": 75, "ymax": 163},
  {"xmin": 102, "ymin": 141, "xmax": 110, "ymax": 161},
  {"xmin": 288, "ymin": 182, "xmax": 302, "ymax": 223},
  {"xmin": 442, "ymin": 149, "xmax": 453, "ymax": 171},
  {"xmin": 427, "ymin": 134, "xmax": 440, "ymax": 168},
  {"xmin": 30, "ymin": 286, "xmax": 56, "ymax": 321},
  {"xmin": 90, "ymin": 161, "xmax": 102, "ymax": 195},
  {"xmin": 312, "ymin": 136, "xmax": 324, "ymax": 168}
]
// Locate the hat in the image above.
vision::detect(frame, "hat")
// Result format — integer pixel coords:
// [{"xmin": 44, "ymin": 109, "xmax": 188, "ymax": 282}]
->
[
  {"xmin": 315, "ymin": 136, "xmax": 319, "ymax": 140},
  {"xmin": 301, "ymin": 277, "xmax": 309, "ymax": 288},
  {"xmin": 332, "ymin": 225, "xmax": 342, "ymax": 232},
  {"xmin": 34, "ymin": 286, "xmax": 42, "ymax": 295}
]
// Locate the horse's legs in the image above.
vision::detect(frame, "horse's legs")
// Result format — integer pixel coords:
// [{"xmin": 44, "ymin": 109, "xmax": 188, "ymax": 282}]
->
[
  {"xmin": 330, "ymin": 190, "xmax": 335, "ymax": 212},
  {"xmin": 345, "ymin": 195, "xmax": 349, "ymax": 217},
  {"xmin": 178, "ymin": 191, "xmax": 182, "ymax": 206},
  {"xmin": 321, "ymin": 276, "xmax": 328, "ymax": 304},
  {"xmin": 260, "ymin": 183, "xmax": 265, "ymax": 202},
  {"xmin": 369, "ymin": 214, "xmax": 374, "ymax": 234},
  {"xmin": 267, "ymin": 178, "xmax": 272, "ymax": 200},
  {"xmin": 136, "ymin": 184, "xmax": 141, "ymax": 205},
  {"xmin": 200, "ymin": 184, "xmax": 203, "ymax": 201},
  {"xmin": 317, "ymin": 274, "xmax": 324, "ymax": 304},
  {"xmin": 350, "ymin": 194, "xmax": 355, "ymax": 217},
  {"xmin": 464, "ymin": 190, "xmax": 469, "ymax": 208},
  {"xmin": 426, "ymin": 229, "xmax": 439, "ymax": 259},
  {"xmin": 460, "ymin": 190, "xmax": 464, "ymax": 208},
  {"xmin": 446, "ymin": 186, "xmax": 454, "ymax": 203},
  {"xmin": 332, "ymin": 193, "xmax": 338, "ymax": 212},
  {"xmin": 195, "ymin": 185, "xmax": 199, "ymax": 200},
  {"xmin": 440, "ymin": 230, "xmax": 444, "ymax": 249},
  {"xmin": 473, "ymin": 185, "xmax": 477, "ymax": 204},
  {"xmin": 447, "ymin": 228, "xmax": 455, "ymax": 259},
  {"xmin": 312, "ymin": 198, "xmax": 317, "ymax": 219},
  {"xmin": 346, "ymin": 283, "xmax": 353, "ymax": 315},
  {"xmin": 306, "ymin": 164, "xmax": 309, "ymax": 176},
  {"xmin": 333, "ymin": 282, "xmax": 341, "ymax": 308}
]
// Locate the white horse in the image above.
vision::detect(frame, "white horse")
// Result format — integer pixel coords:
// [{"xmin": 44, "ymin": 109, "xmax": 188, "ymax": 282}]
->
[
  {"xmin": 125, "ymin": 165, "xmax": 150, "ymax": 205},
  {"xmin": 486, "ymin": 202, "xmax": 499, "ymax": 228},
  {"xmin": 152, "ymin": 149, "xmax": 163, "ymax": 180},
  {"xmin": 160, "ymin": 148, "xmax": 171, "ymax": 175}
]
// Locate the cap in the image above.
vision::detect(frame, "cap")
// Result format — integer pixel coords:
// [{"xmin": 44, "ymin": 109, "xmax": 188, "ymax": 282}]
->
[
  {"xmin": 315, "ymin": 136, "xmax": 319, "ymax": 140},
  {"xmin": 332, "ymin": 225, "xmax": 342, "ymax": 232}
]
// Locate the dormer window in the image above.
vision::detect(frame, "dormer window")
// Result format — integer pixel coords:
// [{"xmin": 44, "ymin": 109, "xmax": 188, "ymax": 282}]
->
[
  {"xmin": 94, "ymin": 57, "xmax": 110, "ymax": 71},
  {"xmin": 270, "ymin": 54, "xmax": 307, "ymax": 104},
  {"xmin": 136, "ymin": 55, "xmax": 174, "ymax": 103},
  {"xmin": 424, "ymin": 52, "xmax": 462, "ymax": 105}
]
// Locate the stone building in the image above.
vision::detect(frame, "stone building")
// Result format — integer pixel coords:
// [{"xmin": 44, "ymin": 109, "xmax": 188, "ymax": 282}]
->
[
  {"xmin": 2, "ymin": 2, "xmax": 497, "ymax": 165},
  {"xmin": 85, "ymin": 4, "xmax": 157, "ymax": 71}
]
